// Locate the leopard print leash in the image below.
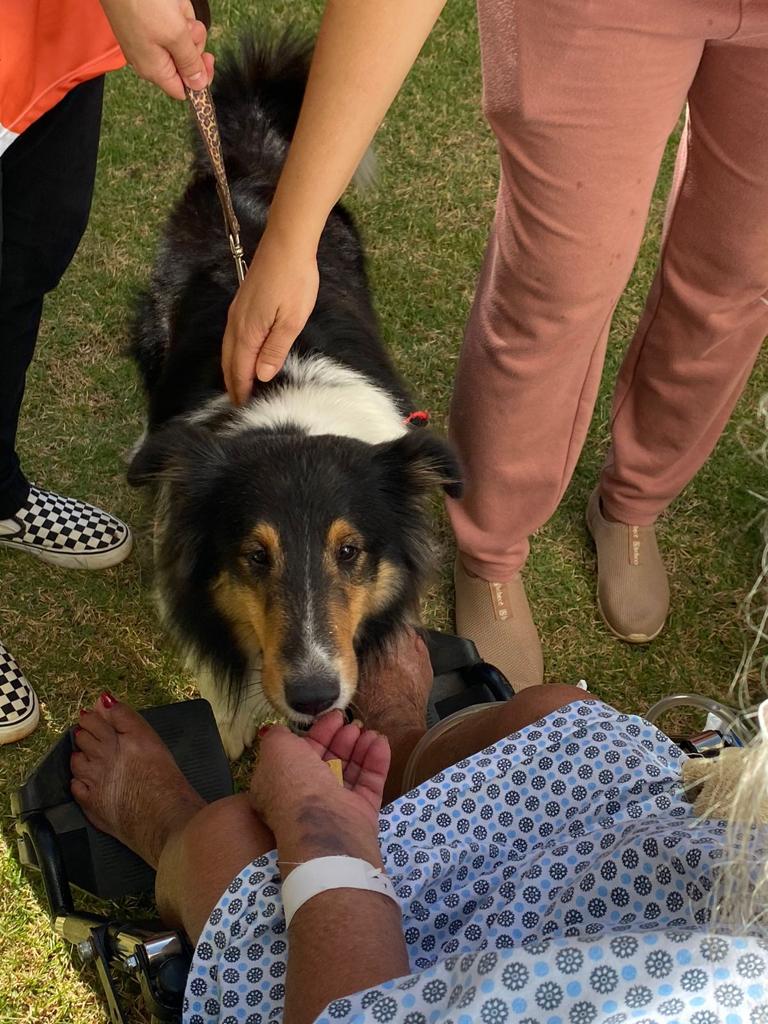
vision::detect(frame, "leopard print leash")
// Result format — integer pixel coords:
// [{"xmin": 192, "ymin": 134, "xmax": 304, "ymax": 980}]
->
[{"xmin": 186, "ymin": 85, "xmax": 248, "ymax": 285}]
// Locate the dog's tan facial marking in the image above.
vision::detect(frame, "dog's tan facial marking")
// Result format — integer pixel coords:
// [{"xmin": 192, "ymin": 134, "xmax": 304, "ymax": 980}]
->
[
  {"xmin": 371, "ymin": 559, "xmax": 405, "ymax": 612},
  {"xmin": 325, "ymin": 519, "xmax": 404, "ymax": 685},
  {"xmin": 213, "ymin": 521, "xmax": 291, "ymax": 710},
  {"xmin": 325, "ymin": 519, "xmax": 364, "ymax": 568},
  {"xmin": 213, "ymin": 570, "xmax": 291, "ymax": 710},
  {"xmin": 240, "ymin": 522, "xmax": 284, "ymax": 574},
  {"xmin": 212, "ymin": 519, "xmax": 406, "ymax": 720},
  {"xmin": 212, "ymin": 572, "xmax": 268, "ymax": 658}
]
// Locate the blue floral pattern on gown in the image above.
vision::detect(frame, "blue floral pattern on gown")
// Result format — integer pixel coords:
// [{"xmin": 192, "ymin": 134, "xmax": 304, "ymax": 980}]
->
[{"xmin": 183, "ymin": 701, "xmax": 767, "ymax": 1024}]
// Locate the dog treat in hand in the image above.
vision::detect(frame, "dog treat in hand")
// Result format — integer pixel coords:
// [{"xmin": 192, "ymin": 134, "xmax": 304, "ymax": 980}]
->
[{"xmin": 326, "ymin": 758, "xmax": 344, "ymax": 784}]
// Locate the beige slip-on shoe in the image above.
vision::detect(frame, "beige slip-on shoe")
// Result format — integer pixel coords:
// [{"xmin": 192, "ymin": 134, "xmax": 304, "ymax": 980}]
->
[
  {"xmin": 586, "ymin": 487, "xmax": 670, "ymax": 643},
  {"xmin": 454, "ymin": 555, "xmax": 544, "ymax": 691}
]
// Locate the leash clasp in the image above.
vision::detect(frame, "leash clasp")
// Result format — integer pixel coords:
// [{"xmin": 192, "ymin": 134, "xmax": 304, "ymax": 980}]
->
[
  {"xmin": 229, "ymin": 232, "xmax": 248, "ymax": 285},
  {"xmin": 187, "ymin": 85, "xmax": 248, "ymax": 288}
]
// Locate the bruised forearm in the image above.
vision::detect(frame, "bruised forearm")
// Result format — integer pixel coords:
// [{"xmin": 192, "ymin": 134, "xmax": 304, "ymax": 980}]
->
[
  {"xmin": 266, "ymin": 0, "xmax": 447, "ymax": 253},
  {"xmin": 278, "ymin": 805, "xmax": 408, "ymax": 1024},
  {"xmin": 284, "ymin": 889, "xmax": 408, "ymax": 1024}
]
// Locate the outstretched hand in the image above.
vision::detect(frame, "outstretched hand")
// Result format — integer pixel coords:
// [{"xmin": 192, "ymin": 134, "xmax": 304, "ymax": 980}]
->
[
  {"xmin": 222, "ymin": 230, "xmax": 320, "ymax": 404},
  {"xmin": 251, "ymin": 712, "xmax": 390, "ymax": 866},
  {"xmin": 100, "ymin": 0, "xmax": 214, "ymax": 99}
]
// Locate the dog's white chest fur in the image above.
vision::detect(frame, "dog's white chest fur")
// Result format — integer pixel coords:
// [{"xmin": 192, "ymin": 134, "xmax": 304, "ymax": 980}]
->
[{"xmin": 231, "ymin": 354, "xmax": 408, "ymax": 444}]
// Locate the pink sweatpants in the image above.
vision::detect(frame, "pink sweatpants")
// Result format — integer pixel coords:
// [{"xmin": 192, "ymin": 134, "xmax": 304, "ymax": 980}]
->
[{"xmin": 449, "ymin": 0, "xmax": 768, "ymax": 581}]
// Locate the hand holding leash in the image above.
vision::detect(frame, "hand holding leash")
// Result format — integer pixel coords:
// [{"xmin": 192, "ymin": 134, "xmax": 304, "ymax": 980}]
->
[{"xmin": 99, "ymin": 0, "xmax": 213, "ymax": 99}]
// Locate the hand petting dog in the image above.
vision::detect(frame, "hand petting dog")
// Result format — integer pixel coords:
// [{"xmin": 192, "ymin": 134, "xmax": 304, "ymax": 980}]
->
[{"xmin": 222, "ymin": 226, "xmax": 320, "ymax": 403}]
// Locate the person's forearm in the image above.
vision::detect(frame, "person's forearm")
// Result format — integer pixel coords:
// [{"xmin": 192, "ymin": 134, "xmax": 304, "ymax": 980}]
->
[
  {"xmin": 284, "ymin": 889, "xmax": 408, "ymax": 1024},
  {"xmin": 267, "ymin": 0, "xmax": 446, "ymax": 252},
  {"xmin": 277, "ymin": 805, "xmax": 407, "ymax": 1024}
]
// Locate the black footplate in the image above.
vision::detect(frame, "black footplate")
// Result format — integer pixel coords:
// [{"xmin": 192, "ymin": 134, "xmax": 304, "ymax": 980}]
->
[{"xmin": 13, "ymin": 699, "xmax": 233, "ymax": 900}]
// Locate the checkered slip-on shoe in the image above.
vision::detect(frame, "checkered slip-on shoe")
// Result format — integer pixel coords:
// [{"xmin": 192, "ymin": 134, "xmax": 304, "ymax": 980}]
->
[
  {"xmin": 0, "ymin": 641, "xmax": 39, "ymax": 744},
  {"xmin": 0, "ymin": 486, "xmax": 132, "ymax": 569}
]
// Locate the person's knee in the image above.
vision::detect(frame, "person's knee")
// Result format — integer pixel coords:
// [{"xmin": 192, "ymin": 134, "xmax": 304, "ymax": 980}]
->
[
  {"xmin": 158, "ymin": 796, "xmax": 263, "ymax": 890},
  {"xmin": 408, "ymin": 685, "xmax": 597, "ymax": 788},
  {"xmin": 155, "ymin": 794, "xmax": 273, "ymax": 937},
  {"xmin": 500, "ymin": 683, "xmax": 593, "ymax": 727},
  {"xmin": 479, "ymin": 215, "xmax": 635, "ymax": 342},
  {"xmin": 178, "ymin": 794, "xmax": 266, "ymax": 856},
  {"xmin": 665, "ymin": 216, "xmax": 768, "ymax": 308}
]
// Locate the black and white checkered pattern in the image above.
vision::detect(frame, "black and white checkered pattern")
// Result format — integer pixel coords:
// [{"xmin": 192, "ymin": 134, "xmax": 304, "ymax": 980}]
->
[
  {"xmin": 0, "ymin": 486, "xmax": 129, "ymax": 555},
  {"xmin": 0, "ymin": 642, "xmax": 37, "ymax": 735}
]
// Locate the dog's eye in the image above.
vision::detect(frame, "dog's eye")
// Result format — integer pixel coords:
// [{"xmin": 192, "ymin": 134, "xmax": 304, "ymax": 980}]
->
[
  {"xmin": 246, "ymin": 547, "xmax": 269, "ymax": 568},
  {"xmin": 337, "ymin": 543, "xmax": 360, "ymax": 564}
]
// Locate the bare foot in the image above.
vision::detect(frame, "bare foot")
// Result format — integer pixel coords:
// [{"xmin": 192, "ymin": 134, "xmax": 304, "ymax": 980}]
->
[
  {"xmin": 354, "ymin": 627, "xmax": 433, "ymax": 801},
  {"xmin": 71, "ymin": 693, "xmax": 205, "ymax": 867}
]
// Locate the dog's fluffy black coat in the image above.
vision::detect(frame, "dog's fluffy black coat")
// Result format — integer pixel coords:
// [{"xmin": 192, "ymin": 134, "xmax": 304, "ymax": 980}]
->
[{"xmin": 129, "ymin": 32, "xmax": 461, "ymax": 757}]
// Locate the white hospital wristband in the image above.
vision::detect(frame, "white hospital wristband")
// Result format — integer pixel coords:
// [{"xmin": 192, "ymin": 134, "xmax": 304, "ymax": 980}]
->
[{"xmin": 281, "ymin": 856, "xmax": 399, "ymax": 927}]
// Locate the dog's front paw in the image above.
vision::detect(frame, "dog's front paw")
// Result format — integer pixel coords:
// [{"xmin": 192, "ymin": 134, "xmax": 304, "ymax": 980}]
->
[
  {"xmin": 216, "ymin": 707, "xmax": 259, "ymax": 760},
  {"xmin": 190, "ymin": 658, "xmax": 265, "ymax": 760}
]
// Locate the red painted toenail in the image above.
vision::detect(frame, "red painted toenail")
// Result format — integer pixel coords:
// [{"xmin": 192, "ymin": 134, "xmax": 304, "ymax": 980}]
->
[
  {"xmin": 79, "ymin": 708, "xmax": 90, "ymax": 716},
  {"xmin": 258, "ymin": 724, "xmax": 272, "ymax": 737},
  {"xmin": 100, "ymin": 691, "xmax": 117, "ymax": 708},
  {"xmin": 74, "ymin": 725, "xmax": 82, "ymax": 734}
]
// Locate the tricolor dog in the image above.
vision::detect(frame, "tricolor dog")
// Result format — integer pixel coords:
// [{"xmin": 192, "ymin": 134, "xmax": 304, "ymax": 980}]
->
[{"xmin": 128, "ymin": 32, "xmax": 461, "ymax": 757}]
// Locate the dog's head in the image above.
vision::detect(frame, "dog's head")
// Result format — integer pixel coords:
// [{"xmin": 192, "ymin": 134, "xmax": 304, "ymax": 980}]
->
[{"xmin": 129, "ymin": 423, "xmax": 461, "ymax": 723}]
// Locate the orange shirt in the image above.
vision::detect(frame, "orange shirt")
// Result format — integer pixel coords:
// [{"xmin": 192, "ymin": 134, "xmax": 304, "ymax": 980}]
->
[{"xmin": 0, "ymin": 0, "xmax": 125, "ymax": 155}]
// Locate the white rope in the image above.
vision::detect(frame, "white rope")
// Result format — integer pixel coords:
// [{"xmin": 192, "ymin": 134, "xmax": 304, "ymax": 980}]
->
[{"xmin": 708, "ymin": 398, "xmax": 768, "ymax": 933}]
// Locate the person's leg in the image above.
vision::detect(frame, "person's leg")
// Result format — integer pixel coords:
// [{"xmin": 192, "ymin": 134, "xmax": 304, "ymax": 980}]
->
[
  {"xmin": 70, "ymin": 639, "xmax": 583, "ymax": 938},
  {"xmin": 403, "ymin": 683, "xmax": 588, "ymax": 790},
  {"xmin": 70, "ymin": 633, "xmax": 436, "ymax": 940},
  {"xmin": 0, "ymin": 76, "xmax": 132, "ymax": 574},
  {"xmin": 154, "ymin": 794, "xmax": 275, "ymax": 942},
  {"xmin": 72, "ymin": 649, "xmax": 430, "ymax": 943},
  {"xmin": 0, "ymin": 78, "xmax": 131, "ymax": 744},
  {"xmin": 602, "ymin": 37, "xmax": 768, "ymax": 522},
  {"xmin": 352, "ymin": 627, "xmax": 437, "ymax": 803},
  {"xmin": 593, "ymin": 28, "xmax": 768, "ymax": 642},
  {"xmin": 448, "ymin": 0, "xmax": 718, "ymax": 686},
  {"xmin": 0, "ymin": 78, "xmax": 120, "ymax": 746},
  {"xmin": 353, "ymin": 628, "xmax": 590, "ymax": 798},
  {"xmin": 0, "ymin": 77, "xmax": 104, "ymax": 517},
  {"xmin": 71, "ymin": 695, "xmax": 275, "ymax": 943}
]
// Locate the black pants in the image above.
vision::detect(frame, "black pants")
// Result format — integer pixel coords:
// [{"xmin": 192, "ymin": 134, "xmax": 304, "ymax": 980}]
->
[{"xmin": 0, "ymin": 77, "xmax": 104, "ymax": 519}]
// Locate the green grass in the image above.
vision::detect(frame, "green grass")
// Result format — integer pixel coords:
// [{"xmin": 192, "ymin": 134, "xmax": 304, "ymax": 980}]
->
[{"xmin": 1, "ymin": 1, "xmax": 766, "ymax": 1019}]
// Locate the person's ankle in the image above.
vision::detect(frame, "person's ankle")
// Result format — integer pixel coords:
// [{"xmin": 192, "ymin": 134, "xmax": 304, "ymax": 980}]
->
[
  {"xmin": 599, "ymin": 496, "xmax": 624, "ymax": 525},
  {"xmin": 145, "ymin": 788, "xmax": 206, "ymax": 867},
  {"xmin": 457, "ymin": 555, "xmax": 522, "ymax": 584}
]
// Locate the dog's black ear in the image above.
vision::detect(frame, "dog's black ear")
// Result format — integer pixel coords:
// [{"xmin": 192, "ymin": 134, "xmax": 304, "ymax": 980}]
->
[
  {"xmin": 127, "ymin": 423, "xmax": 218, "ymax": 487},
  {"xmin": 374, "ymin": 430, "xmax": 463, "ymax": 499}
]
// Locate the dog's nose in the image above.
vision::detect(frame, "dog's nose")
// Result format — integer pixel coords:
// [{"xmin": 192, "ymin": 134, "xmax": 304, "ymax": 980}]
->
[{"xmin": 284, "ymin": 674, "xmax": 340, "ymax": 717}]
